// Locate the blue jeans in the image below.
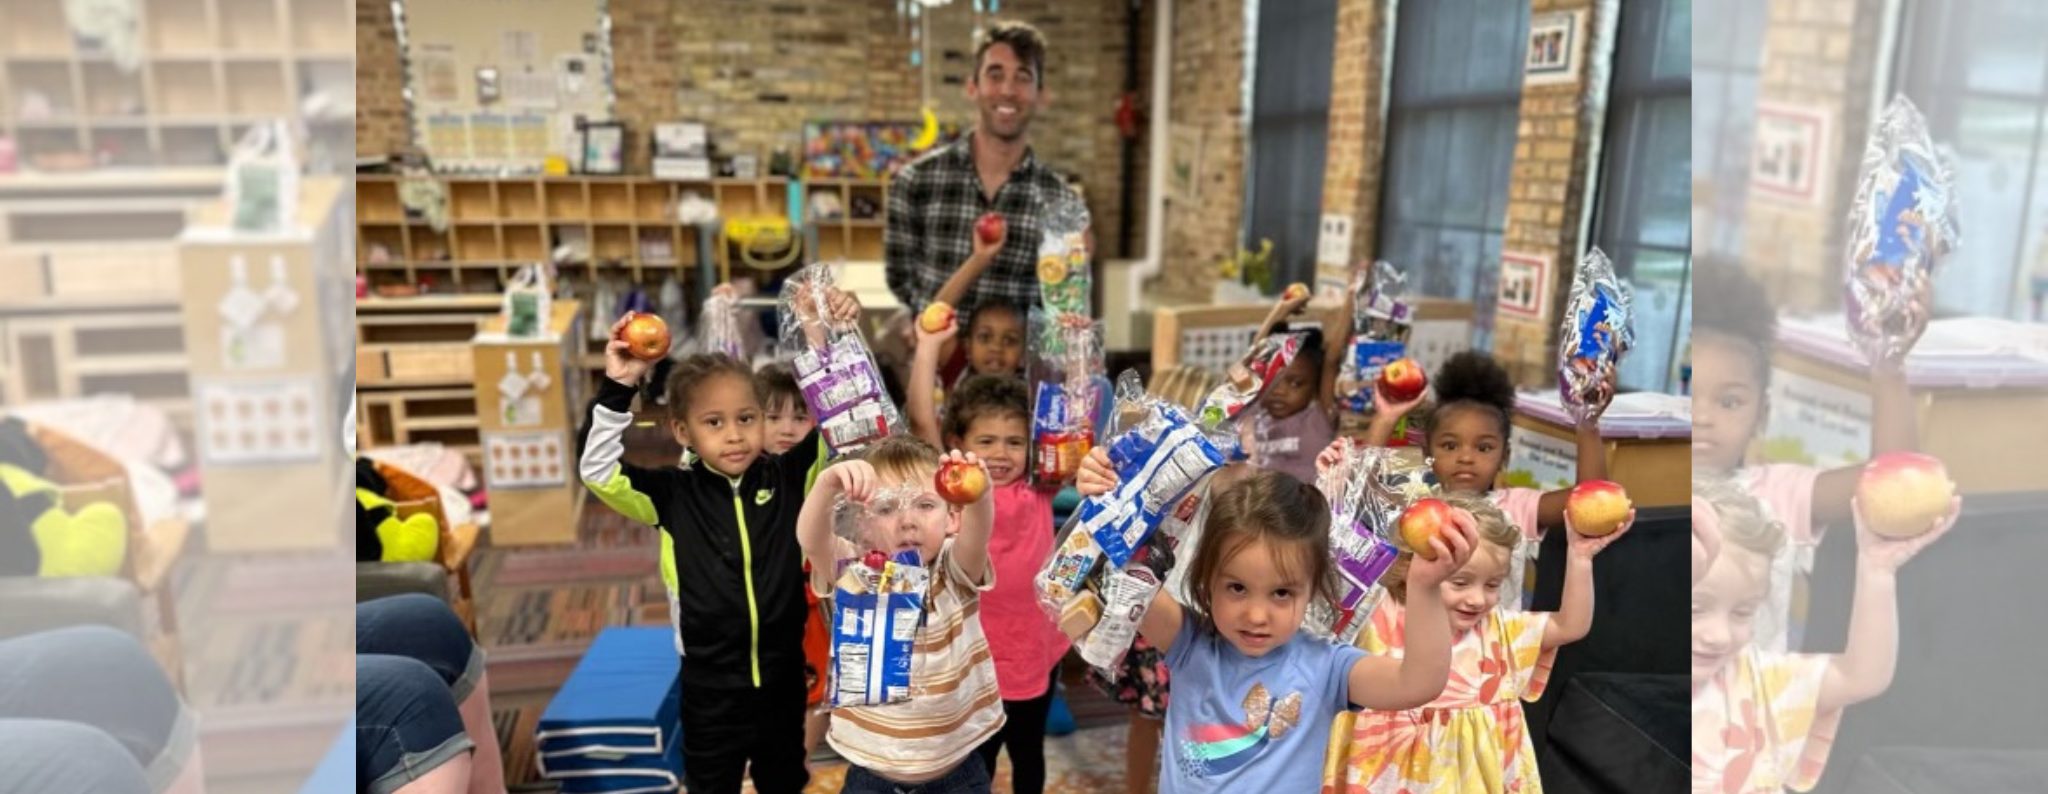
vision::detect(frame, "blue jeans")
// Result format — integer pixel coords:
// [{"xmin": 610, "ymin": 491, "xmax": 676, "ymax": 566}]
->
[
  {"xmin": 0, "ymin": 625, "xmax": 195, "ymax": 793},
  {"xmin": 843, "ymin": 753, "xmax": 991, "ymax": 794},
  {"xmin": 356, "ymin": 595, "xmax": 484, "ymax": 794}
]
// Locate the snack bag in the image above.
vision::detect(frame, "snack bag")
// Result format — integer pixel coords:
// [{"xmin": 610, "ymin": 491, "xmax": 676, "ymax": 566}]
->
[
  {"xmin": 1029, "ymin": 192, "xmax": 1104, "ymax": 485},
  {"xmin": 1844, "ymin": 95, "xmax": 1960, "ymax": 365},
  {"xmin": 779, "ymin": 264, "xmax": 902, "ymax": 454},
  {"xmin": 1195, "ymin": 332, "xmax": 1305, "ymax": 440},
  {"xmin": 828, "ymin": 547, "xmax": 930, "ymax": 708},
  {"xmin": 1077, "ymin": 563, "xmax": 1163, "ymax": 669},
  {"xmin": 697, "ymin": 284, "xmax": 746, "ymax": 361},
  {"xmin": 1338, "ymin": 261, "xmax": 1416, "ymax": 413},
  {"xmin": 1556, "ymin": 249, "xmax": 1633, "ymax": 424},
  {"xmin": 1303, "ymin": 440, "xmax": 1438, "ymax": 643}
]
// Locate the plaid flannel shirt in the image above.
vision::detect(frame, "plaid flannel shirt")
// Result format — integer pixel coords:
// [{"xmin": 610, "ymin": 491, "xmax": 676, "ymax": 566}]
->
[{"xmin": 885, "ymin": 134, "xmax": 1070, "ymax": 317}]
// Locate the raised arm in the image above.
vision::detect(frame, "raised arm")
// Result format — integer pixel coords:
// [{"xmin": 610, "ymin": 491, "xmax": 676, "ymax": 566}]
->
[
  {"xmin": 1536, "ymin": 370, "xmax": 1614, "ymax": 529},
  {"xmin": 1318, "ymin": 294, "xmax": 1350, "ymax": 417},
  {"xmin": 1076, "ymin": 447, "xmax": 1186, "ymax": 653},
  {"xmin": 930, "ymin": 216, "xmax": 1005, "ymax": 309},
  {"xmin": 1348, "ymin": 514, "xmax": 1478, "ymax": 710},
  {"xmin": 1819, "ymin": 496, "xmax": 1956, "ymax": 712},
  {"xmin": 945, "ymin": 450, "xmax": 997, "ymax": 584},
  {"xmin": 1542, "ymin": 509, "xmax": 1633, "ymax": 648},
  {"xmin": 1812, "ymin": 359, "xmax": 1917, "ymax": 530},
  {"xmin": 798, "ymin": 460, "xmax": 875, "ymax": 585},
  {"xmin": 578, "ymin": 316, "xmax": 667, "ymax": 526},
  {"xmin": 907, "ymin": 319, "xmax": 958, "ymax": 446}
]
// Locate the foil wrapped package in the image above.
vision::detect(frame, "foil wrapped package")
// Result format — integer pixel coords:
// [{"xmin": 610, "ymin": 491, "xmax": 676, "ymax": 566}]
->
[
  {"xmin": 1844, "ymin": 95, "xmax": 1960, "ymax": 365},
  {"xmin": 829, "ymin": 549, "xmax": 930, "ymax": 708},
  {"xmin": 1338, "ymin": 261, "xmax": 1416, "ymax": 413},
  {"xmin": 1555, "ymin": 249, "xmax": 1634, "ymax": 425},
  {"xmin": 780, "ymin": 264, "xmax": 902, "ymax": 455}
]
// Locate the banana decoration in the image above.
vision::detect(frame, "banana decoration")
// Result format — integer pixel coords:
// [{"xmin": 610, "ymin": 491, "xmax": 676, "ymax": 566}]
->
[{"xmin": 912, "ymin": 106, "xmax": 940, "ymax": 151}]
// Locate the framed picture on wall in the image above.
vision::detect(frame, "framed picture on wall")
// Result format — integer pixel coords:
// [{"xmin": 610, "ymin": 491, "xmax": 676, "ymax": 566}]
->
[
  {"xmin": 579, "ymin": 121, "xmax": 625, "ymax": 175},
  {"xmin": 1752, "ymin": 103, "xmax": 1831, "ymax": 206},
  {"xmin": 1525, "ymin": 11, "xmax": 1583, "ymax": 85},
  {"xmin": 1498, "ymin": 251, "xmax": 1550, "ymax": 320}
]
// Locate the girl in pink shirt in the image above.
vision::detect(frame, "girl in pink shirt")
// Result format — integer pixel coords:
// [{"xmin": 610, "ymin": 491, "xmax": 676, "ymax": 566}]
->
[
  {"xmin": 1690, "ymin": 262, "xmax": 1924, "ymax": 652},
  {"xmin": 907, "ymin": 322, "xmax": 1067, "ymax": 794},
  {"xmin": 1359, "ymin": 350, "xmax": 1615, "ymax": 609}
]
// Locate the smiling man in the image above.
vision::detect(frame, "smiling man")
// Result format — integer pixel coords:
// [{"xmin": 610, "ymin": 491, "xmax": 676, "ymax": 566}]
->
[{"xmin": 885, "ymin": 21, "xmax": 1071, "ymax": 319}]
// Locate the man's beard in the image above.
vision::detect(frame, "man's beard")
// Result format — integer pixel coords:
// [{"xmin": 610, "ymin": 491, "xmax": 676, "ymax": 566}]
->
[{"xmin": 981, "ymin": 104, "xmax": 1031, "ymax": 142}]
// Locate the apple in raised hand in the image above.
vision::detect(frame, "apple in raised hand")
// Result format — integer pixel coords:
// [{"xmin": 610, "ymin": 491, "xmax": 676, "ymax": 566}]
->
[
  {"xmin": 1566, "ymin": 480, "xmax": 1632, "ymax": 537},
  {"xmin": 1282, "ymin": 282, "xmax": 1310, "ymax": 302},
  {"xmin": 1857, "ymin": 452, "xmax": 1955, "ymax": 539},
  {"xmin": 617, "ymin": 312, "xmax": 671, "ymax": 361},
  {"xmin": 919, "ymin": 301, "xmax": 956, "ymax": 334},
  {"xmin": 1376, "ymin": 357, "xmax": 1429, "ymax": 404},
  {"xmin": 976, "ymin": 212, "xmax": 1007, "ymax": 246},
  {"xmin": 935, "ymin": 458, "xmax": 989, "ymax": 505},
  {"xmin": 1398, "ymin": 498, "xmax": 1456, "ymax": 560}
]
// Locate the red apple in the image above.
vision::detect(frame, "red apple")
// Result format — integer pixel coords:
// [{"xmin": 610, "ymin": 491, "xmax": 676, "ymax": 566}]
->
[
  {"xmin": 1566, "ymin": 480, "xmax": 1632, "ymax": 537},
  {"xmin": 1398, "ymin": 498, "xmax": 1455, "ymax": 560},
  {"xmin": 919, "ymin": 301, "xmax": 956, "ymax": 334},
  {"xmin": 935, "ymin": 458, "xmax": 989, "ymax": 505},
  {"xmin": 1282, "ymin": 282, "xmax": 1310, "ymax": 302},
  {"xmin": 1857, "ymin": 452, "xmax": 1955, "ymax": 539},
  {"xmin": 863, "ymin": 549, "xmax": 889, "ymax": 571},
  {"xmin": 1375, "ymin": 357, "xmax": 1429, "ymax": 404},
  {"xmin": 976, "ymin": 212, "xmax": 1006, "ymax": 246},
  {"xmin": 617, "ymin": 312, "xmax": 671, "ymax": 361}
]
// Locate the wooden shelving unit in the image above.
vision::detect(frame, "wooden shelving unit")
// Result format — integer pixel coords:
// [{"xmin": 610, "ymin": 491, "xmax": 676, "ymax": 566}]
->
[
  {"xmin": 803, "ymin": 178, "xmax": 890, "ymax": 263},
  {"xmin": 355, "ymin": 296, "xmax": 504, "ymax": 471},
  {"xmin": 0, "ymin": 0, "xmax": 352, "ymax": 171}
]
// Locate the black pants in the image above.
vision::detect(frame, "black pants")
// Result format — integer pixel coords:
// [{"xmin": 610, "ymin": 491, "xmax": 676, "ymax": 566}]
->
[
  {"xmin": 973, "ymin": 668, "xmax": 1058, "ymax": 794},
  {"xmin": 680, "ymin": 676, "xmax": 809, "ymax": 794}
]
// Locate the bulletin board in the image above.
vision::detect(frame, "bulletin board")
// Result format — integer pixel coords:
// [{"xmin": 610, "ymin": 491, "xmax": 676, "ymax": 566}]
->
[{"xmin": 398, "ymin": 0, "xmax": 616, "ymax": 171}]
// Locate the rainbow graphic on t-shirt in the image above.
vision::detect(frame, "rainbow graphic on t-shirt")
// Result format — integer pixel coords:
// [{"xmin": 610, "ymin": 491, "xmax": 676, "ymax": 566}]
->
[{"xmin": 1177, "ymin": 684, "xmax": 1303, "ymax": 779}]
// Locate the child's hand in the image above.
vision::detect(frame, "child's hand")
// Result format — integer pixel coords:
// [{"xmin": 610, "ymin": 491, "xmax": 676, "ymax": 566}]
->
[
  {"xmin": 1076, "ymin": 447, "xmax": 1118, "ymax": 497},
  {"xmin": 1314, "ymin": 438, "xmax": 1357, "ymax": 477},
  {"xmin": 1276, "ymin": 287, "xmax": 1312, "ymax": 317},
  {"xmin": 1405, "ymin": 508, "xmax": 1479, "ymax": 590},
  {"xmin": 1579, "ymin": 367, "xmax": 1620, "ymax": 425},
  {"xmin": 826, "ymin": 459, "xmax": 879, "ymax": 504},
  {"xmin": 940, "ymin": 449, "xmax": 992, "ymax": 504},
  {"xmin": 970, "ymin": 217, "xmax": 1007, "ymax": 262},
  {"xmin": 1852, "ymin": 495, "xmax": 1959, "ymax": 573},
  {"xmin": 604, "ymin": 313, "xmax": 654, "ymax": 386},
  {"xmin": 1371, "ymin": 383, "xmax": 1426, "ymax": 422},
  {"xmin": 1566, "ymin": 508, "xmax": 1634, "ymax": 559},
  {"xmin": 827, "ymin": 288, "xmax": 863, "ymax": 324},
  {"xmin": 914, "ymin": 310, "xmax": 960, "ymax": 350}
]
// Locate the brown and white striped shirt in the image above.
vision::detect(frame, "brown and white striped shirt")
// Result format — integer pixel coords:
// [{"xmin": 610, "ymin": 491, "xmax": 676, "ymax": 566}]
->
[{"xmin": 819, "ymin": 539, "xmax": 1006, "ymax": 782}]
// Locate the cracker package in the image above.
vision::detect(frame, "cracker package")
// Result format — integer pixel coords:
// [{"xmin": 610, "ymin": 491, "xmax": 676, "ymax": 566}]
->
[
  {"xmin": 1556, "ymin": 249, "xmax": 1633, "ymax": 425},
  {"xmin": 1337, "ymin": 261, "xmax": 1416, "ymax": 413},
  {"xmin": 828, "ymin": 547, "xmax": 930, "ymax": 708},
  {"xmin": 779, "ymin": 264, "xmax": 901, "ymax": 454},
  {"xmin": 1844, "ymin": 95, "xmax": 1960, "ymax": 365}
]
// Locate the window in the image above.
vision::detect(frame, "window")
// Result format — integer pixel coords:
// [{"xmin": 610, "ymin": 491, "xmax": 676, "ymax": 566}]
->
[
  {"xmin": 1591, "ymin": 0, "xmax": 1691, "ymax": 393},
  {"xmin": 1691, "ymin": 0, "xmax": 1767, "ymax": 260},
  {"xmin": 1244, "ymin": 0, "xmax": 1338, "ymax": 287},
  {"xmin": 1376, "ymin": 0, "xmax": 1528, "ymax": 349},
  {"xmin": 1892, "ymin": 0, "xmax": 2048, "ymax": 321}
]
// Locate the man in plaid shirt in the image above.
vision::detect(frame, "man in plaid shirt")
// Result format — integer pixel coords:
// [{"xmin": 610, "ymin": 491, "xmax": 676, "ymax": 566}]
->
[{"xmin": 885, "ymin": 21, "xmax": 1071, "ymax": 319}]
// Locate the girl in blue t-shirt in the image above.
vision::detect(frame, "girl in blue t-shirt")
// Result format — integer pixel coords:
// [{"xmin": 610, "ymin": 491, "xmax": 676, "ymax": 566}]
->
[{"xmin": 1076, "ymin": 454, "xmax": 1477, "ymax": 793}]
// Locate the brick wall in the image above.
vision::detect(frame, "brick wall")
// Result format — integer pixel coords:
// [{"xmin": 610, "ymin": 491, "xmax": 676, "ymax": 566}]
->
[
  {"xmin": 355, "ymin": 0, "xmax": 408, "ymax": 159},
  {"xmin": 1492, "ymin": 0, "xmax": 1617, "ymax": 386},
  {"xmin": 355, "ymin": 0, "xmax": 1146, "ymax": 258},
  {"xmin": 1159, "ymin": 0, "xmax": 1248, "ymax": 302},
  {"xmin": 1739, "ymin": 0, "xmax": 1886, "ymax": 311},
  {"xmin": 1319, "ymin": 0, "xmax": 1388, "ymax": 286}
]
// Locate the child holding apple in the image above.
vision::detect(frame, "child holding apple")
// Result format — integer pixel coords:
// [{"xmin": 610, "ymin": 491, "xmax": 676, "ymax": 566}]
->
[
  {"xmin": 1690, "ymin": 261, "xmax": 1926, "ymax": 652},
  {"xmin": 797, "ymin": 436, "xmax": 1007, "ymax": 791},
  {"xmin": 1689, "ymin": 472, "xmax": 1955, "ymax": 791},
  {"xmin": 1239, "ymin": 284, "xmax": 1349, "ymax": 484},
  {"xmin": 1325, "ymin": 492, "xmax": 1630, "ymax": 793},
  {"xmin": 1354, "ymin": 350, "xmax": 1616, "ymax": 611}
]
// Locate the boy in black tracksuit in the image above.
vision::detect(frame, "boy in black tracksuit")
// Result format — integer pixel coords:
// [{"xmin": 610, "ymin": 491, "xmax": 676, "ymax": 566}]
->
[{"xmin": 578, "ymin": 340, "xmax": 827, "ymax": 794}]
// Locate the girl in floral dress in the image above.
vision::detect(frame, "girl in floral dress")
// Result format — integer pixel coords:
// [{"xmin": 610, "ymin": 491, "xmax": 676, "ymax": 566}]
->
[
  {"xmin": 1328, "ymin": 493, "xmax": 1630, "ymax": 793},
  {"xmin": 1689, "ymin": 474, "xmax": 1954, "ymax": 792}
]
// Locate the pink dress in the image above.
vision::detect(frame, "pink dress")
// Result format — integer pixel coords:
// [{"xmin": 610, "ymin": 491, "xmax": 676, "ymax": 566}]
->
[
  {"xmin": 1490, "ymin": 487, "xmax": 1545, "ymax": 611},
  {"xmin": 979, "ymin": 479, "xmax": 1070, "ymax": 700},
  {"xmin": 1736, "ymin": 464, "xmax": 1824, "ymax": 653},
  {"xmin": 1691, "ymin": 647, "xmax": 1841, "ymax": 792}
]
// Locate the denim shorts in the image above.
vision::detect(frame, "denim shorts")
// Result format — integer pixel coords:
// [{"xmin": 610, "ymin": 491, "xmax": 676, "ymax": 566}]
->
[
  {"xmin": 0, "ymin": 625, "xmax": 196, "ymax": 792},
  {"xmin": 356, "ymin": 595, "xmax": 486, "ymax": 794},
  {"xmin": 843, "ymin": 753, "xmax": 991, "ymax": 794}
]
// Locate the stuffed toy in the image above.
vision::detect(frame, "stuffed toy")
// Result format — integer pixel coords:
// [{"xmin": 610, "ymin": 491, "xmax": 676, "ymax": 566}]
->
[
  {"xmin": 355, "ymin": 458, "xmax": 439, "ymax": 563},
  {"xmin": 0, "ymin": 464, "xmax": 125, "ymax": 577}
]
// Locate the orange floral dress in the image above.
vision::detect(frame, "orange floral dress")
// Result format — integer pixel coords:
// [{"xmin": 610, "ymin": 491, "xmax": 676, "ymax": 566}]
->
[
  {"xmin": 1690, "ymin": 648, "xmax": 1841, "ymax": 793},
  {"xmin": 1324, "ymin": 602, "xmax": 1556, "ymax": 794}
]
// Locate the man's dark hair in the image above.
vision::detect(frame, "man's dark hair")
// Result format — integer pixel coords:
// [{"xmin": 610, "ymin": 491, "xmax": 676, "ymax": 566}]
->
[{"xmin": 975, "ymin": 21, "xmax": 1048, "ymax": 83}]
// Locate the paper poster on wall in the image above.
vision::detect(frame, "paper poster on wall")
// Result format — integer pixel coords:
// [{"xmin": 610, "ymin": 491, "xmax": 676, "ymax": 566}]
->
[
  {"xmin": 1169, "ymin": 123, "xmax": 1206, "ymax": 203},
  {"xmin": 1753, "ymin": 103, "xmax": 1832, "ymax": 206},
  {"xmin": 417, "ymin": 47, "xmax": 460, "ymax": 105},
  {"xmin": 197, "ymin": 377, "xmax": 321, "ymax": 466},
  {"xmin": 509, "ymin": 114, "xmax": 551, "ymax": 160},
  {"xmin": 1316, "ymin": 214, "xmax": 1354, "ymax": 269},
  {"xmin": 506, "ymin": 68, "xmax": 557, "ymax": 109},
  {"xmin": 426, "ymin": 113, "xmax": 469, "ymax": 158},
  {"xmin": 502, "ymin": 30, "xmax": 539, "ymax": 65},
  {"xmin": 484, "ymin": 431, "xmax": 566, "ymax": 490},
  {"xmin": 1498, "ymin": 251, "xmax": 1549, "ymax": 320},
  {"xmin": 555, "ymin": 54, "xmax": 595, "ymax": 104},
  {"xmin": 1524, "ymin": 11, "xmax": 1583, "ymax": 86}
]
